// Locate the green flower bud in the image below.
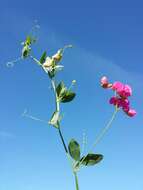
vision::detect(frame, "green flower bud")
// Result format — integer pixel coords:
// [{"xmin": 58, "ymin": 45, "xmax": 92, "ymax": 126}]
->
[
  {"xmin": 52, "ymin": 50, "xmax": 63, "ymax": 63},
  {"xmin": 72, "ymin": 80, "xmax": 76, "ymax": 84}
]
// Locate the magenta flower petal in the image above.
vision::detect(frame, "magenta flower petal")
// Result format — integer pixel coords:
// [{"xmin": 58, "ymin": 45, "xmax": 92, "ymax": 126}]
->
[
  {"xmin": 121, "ymin": 98, "xmax": 130, "ymax": 108},
  {"xmin": 106, "ymin": 80, "xmax": 136, "ymax": 117},
  {"xmin": 124, "ymin": 84, "xmax": 132, "ymax": 97},
  {"xmin": 112, "ymin": 81, "xmax": 124, "ymax": 91},
  {"xmin": 115, "ymin": 84, "xmax": 132, "ymax": 98},
  {"xmin": 109, "ymin": 97, "xmax": 117, "ymax": 105}
]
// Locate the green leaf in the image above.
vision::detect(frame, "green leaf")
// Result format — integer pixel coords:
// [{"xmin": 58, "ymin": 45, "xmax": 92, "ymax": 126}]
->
[
  {"xmin": 68, "ymin": 139, "xmax": 80, "ymax": 161},
  {"xmin": 56, "ymin": 82, "xmax": 67, "ymax": 97},
  {"xmin": 61, "ymin": 91, "xmax": 76, "ymax": 103},
  {"xmin": 80, "ymin": 154, "xmax": 103, "ymax": 166},
  {"xmin": 49, "ymin": 111, "xmax": 59, "ymax": 128},
  {"xmin": 22, "ymin": 45, "xmax": 31, "ymax": 58},
  {"xmin": 25, "ymin": 36, "xmax": 31, "ymax": 45},
  {"xmin": 25, "ymin": 35, "xmax": 36, "ymax": 45},
  {"xmin": 40, "ymin": 51, "xmax": 47, "ymax": 64}
]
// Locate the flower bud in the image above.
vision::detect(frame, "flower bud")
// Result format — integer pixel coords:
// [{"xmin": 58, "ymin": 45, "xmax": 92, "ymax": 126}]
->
[
  {"xmin": 52, "ymin": 50, "xmax": 63, "ymax": 62},
  {"xmin": 72, "ymin": 80, "xmax": 76, "ymax": 84},
  {"xmin": 22, "ymin": 45, "xmax": 31, "ymax": 58},
  {"xmin": 100, "ymin": 76, "xmax": 112, "ymax": 88},
  {"xmin": 127, "ymin": 109, "xmax": 136, "ymax": 117}
]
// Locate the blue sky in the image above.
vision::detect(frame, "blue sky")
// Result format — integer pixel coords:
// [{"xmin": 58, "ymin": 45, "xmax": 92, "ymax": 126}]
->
[{"xmin": 0, "ymin": 1, "xmax": 143, "ymax": 190}]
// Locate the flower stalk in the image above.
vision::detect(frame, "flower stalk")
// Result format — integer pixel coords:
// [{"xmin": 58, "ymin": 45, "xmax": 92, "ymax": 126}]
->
[
  {"xmin": 90, "ymin": 107, "xmax": 119, "ymax": 151},
  {"xmin": 77, "ymin": 107, "xmax": 119, "ymax": 169},
  {"xmin": 51, "ymin": 78, "xmax": 79, "ymax": 190}
]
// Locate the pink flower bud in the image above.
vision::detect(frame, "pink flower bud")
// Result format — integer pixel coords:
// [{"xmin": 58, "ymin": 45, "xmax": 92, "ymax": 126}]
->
[
  {"xmin": 101, "ymin": 76, "xmax": 112, "ymax": 88},
  {"xmin": 101, "ymin": 76, "xmax": 108, "ymax": 84},
  {"xmin": 127, "ymin": 109, "xmax": 137, "ymax": 117}
]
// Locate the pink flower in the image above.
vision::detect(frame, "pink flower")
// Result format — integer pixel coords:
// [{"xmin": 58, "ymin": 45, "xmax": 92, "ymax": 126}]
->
[
  {"xmin": 126, "ymin": 109, "xmax": 136, "ymax": 117},
  {"xmin": 112, "ymin": 82, "xmax": 132, "ymax": 98},
  {"xmin": 109, "ymin": 97, "xmax": 118, "ymax": 106},
  {"xmin": 109, "ymin": 97, "xmax": 130, "ymax": 109},
  {"xmin": 112, "ymin": 81, "xmax": 124, "ymax": 91},
  {"xmin": 117, "ymin": 84, "xmax": 132, "ymax": 98},
  {"xmin": 102, "ymin": 76, "xmax": 136, "ymax": 118},
  {"xmin": 123, "ymin": 85, "xmax": 132, "ymax": 97},
  {"xmin": 119, "ymin": 98, "xmax": 130, "ymax": 108}
]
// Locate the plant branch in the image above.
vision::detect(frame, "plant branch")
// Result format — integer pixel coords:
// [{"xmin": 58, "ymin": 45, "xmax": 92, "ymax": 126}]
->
[
  {"xmin": 74, "ymin": 172, "xmax": 79, "ymax": 190},
  {"xmin": 30, "ymin": 55, "xmax": 42, "ymax": 66},
  {"xmin": 51, "ymin": 79, "xmax": 60, "ymax": 112},
  {"xmin": 30, "ymin": 55, "xmax": 79, "ymax": 189},
  {"xmin": 51, "ymin": 78, "xmax": 80, "ymax": 190}
]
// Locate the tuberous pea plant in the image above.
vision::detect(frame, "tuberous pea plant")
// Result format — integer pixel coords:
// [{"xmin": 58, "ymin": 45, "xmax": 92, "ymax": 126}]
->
[{"xmin": 8, "ymin": 31, "xmax": 136, "ymax": 190}]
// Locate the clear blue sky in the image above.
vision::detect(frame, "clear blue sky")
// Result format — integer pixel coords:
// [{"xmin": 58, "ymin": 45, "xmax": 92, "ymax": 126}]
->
[{"xmin": 0, "ymin": 1, "xmax": 143, "ymax": 190}]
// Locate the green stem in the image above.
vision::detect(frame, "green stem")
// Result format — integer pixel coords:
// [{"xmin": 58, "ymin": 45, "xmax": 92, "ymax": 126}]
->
[
  {"xmin": 51, "ymin": 78, "xmax": 80, "ymax": 190},
  {"xmin": 90, "ymin": 107, "xmax": 118, "ymax": 151},
  {"xmin": 58, "ymin": 127, "xmax": 68, "ymax": 153},
  {"xmin": 51, "ymin": 79, "xmax": 60, "ymax": 112},
  {"xmin": 74, "ymin": 172, "xmax": 79, "ymax": 190},
  {"xmin": 78, "ymin": 108, "xmax": 119, "ymax": 168},
  {"xmin": 51, "ymin": 79, "xmax": 69, "ymax": 155},
  {"xmin": 30, "ymin": 55, "xmax": 42, "ymax": 66}
]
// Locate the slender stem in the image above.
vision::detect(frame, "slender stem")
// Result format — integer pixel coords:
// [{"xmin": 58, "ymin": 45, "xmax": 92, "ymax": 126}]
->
[
  {"xmin": 51, "ymin": 78, "xmax": 80, "ymax": 190},
  {"xmin": 51, "ymin": 79, "xmax": 60, "ymax": 112},
  {"xmin": 58, "ymin": 128, "xmax": 68, "ymax": 153},
  {"xmin": 74, "ymin": 172, "xmax": 79, "ymax": 190},
  {"xmin": 90, "ymin": 108, "xmax": 118, "ymax": 152},
  {"xmin": 51, "ymin": 79, "xmax": 68, "ymax": 154},
  {"xmin": 58, "ymin": 127, "xmax": 79, "ymax": 190},
  {"xmin": 58, "ymin": 127, "xmax": 75, "ymax": 173},
  {"xmin": 30, "ymin": 55, "xmax": 42, "ymax": 66},
  {"xmin": 51, "ymin": 78, "xmax": 68, "ymax": 153},
  {"xmin": 78, "ymin": 108, "xmax": 118, "ymax": 168}
]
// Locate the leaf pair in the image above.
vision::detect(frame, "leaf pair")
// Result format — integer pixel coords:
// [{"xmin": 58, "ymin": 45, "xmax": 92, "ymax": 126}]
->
[
  {"xmin": 68, "ymin": 139, "xmax": 103, "ymax": 168},
  {"xmin": 79, "ymin": 154, "xmax": 103, "ymax": 167},
  {"xmin": 56, "ymin": 82, "xmax": 76, "ymax": 103},
  {"xmin": 68, "ymin": 139, "xmax": 81, "ymax": 161}
]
